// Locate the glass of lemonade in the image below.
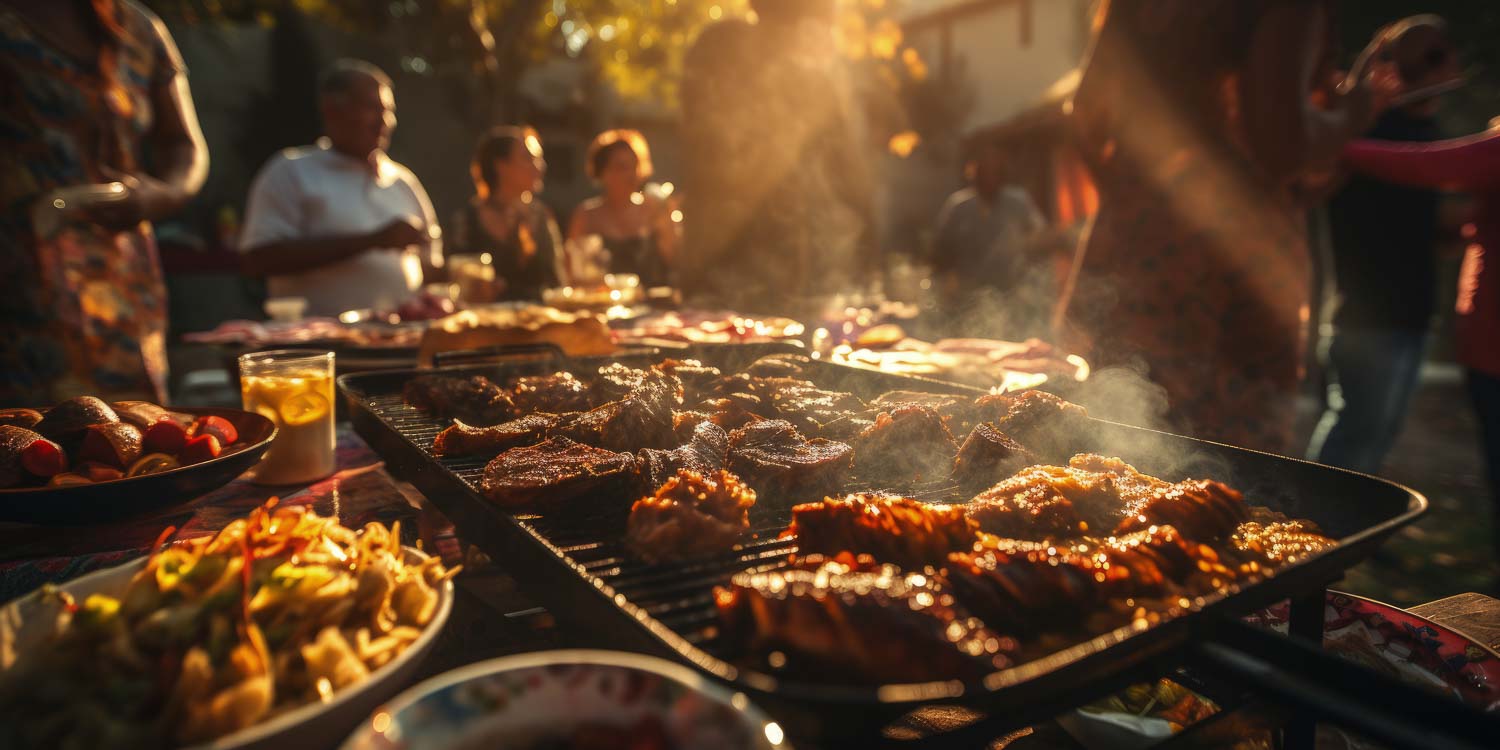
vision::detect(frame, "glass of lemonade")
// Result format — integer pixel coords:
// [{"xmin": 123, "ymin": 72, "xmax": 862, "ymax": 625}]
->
[{"xmin": 239, "ymin": 349, "xmax": 336, "ymax": 485}]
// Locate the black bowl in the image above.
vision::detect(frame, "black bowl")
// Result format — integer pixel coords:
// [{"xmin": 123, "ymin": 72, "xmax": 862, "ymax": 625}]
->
[{"xmin": 0, "ymin": 407, "xmax": 277, "ymax": 525}]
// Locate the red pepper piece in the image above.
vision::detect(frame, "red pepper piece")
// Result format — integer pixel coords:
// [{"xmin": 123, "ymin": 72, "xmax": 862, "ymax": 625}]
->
[
  {"xmin": 143, "ymin": 420, "xmax": 189, "ymax": 454},
  {"xmin": 193, "ymin": 415, "xmax": 238, "ymax": 446},
  {"xmin": 20, "ymin": 438, "xmax": 67, "ymax": 478},
  {"xmin": 179, "ymin": 434, "xmax": 222, "ymax": 464}
]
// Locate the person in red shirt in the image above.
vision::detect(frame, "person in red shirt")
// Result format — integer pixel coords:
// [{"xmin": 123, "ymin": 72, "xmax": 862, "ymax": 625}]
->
[{"xmin": 1343, "ymin": 122, "xmax": 1500, "ymax": 549}]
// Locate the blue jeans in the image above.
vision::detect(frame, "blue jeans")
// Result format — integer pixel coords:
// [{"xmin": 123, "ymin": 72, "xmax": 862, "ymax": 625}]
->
[{"xmin": 1308, "ymin": 328, "xmax": 1428, "ymax": 474}]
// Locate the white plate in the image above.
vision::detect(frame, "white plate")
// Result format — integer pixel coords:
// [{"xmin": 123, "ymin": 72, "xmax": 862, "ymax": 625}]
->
[
  {"xmin": 341, "ymin": 649, "xmax": 788, "ymax": 750},
  {"xmin": 0, "ymin": 546, "xmax": 452, "ymax": 750}
]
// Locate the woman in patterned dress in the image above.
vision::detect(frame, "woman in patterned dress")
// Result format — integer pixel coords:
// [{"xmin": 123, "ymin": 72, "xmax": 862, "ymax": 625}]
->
[
  {"xmin": 1059, "ymin": 0, "xmax": 1387, "ymax": 453},
  {"xmin": 0, "ymin": 0, "xmax": 208, "ymax": 406}
]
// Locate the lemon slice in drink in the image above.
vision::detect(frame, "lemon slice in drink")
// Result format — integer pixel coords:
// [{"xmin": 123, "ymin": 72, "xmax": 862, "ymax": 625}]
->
[{"xmin": 279, "ymin": 391, "xmax": 330, "ymax": 426}]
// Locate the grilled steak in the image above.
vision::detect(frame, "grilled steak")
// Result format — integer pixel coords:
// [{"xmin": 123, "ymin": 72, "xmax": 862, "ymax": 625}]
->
[
  {"xmin": 511, "ymin": 372, "xmax": 595, "ymax": 413},
  {"xmin": 433, "ymin": 414, "xmax": 562, "ymax": 456},
  {"xmin": 964, "ymin": 390, "xmax": 1091, "ymax": 463},
  {"xmin": 952, "ymin": 422, "xmax": 1038, "ymax": 488},
  {"xmin": 551, "ymin": 369, "xmax": 682, "ymax": 451},
  {"xmin": 715, "ymin": 554, "xmax": 1016, "ymax": 683},
  {"xmin": 727, "ymin": 420, "xmax": 852, "ymax": 500},
  {"xmin": 403, "ymin": 374, "xmax": 514, "ymax": 426},
  {"xmin": 480, "ymin": 437, "xmax": 637, "ymax": 509},
  {"xmin": 626, "ymin": 469, "xmax": 756, "ymax": 563},
  {"xmin": 848, "ymin": 405, "xmax": 957, "ymax": 481},
  {"xmin": 653, "ymin": 359, "xmax": 723, "ymax": 402},
  {"xmin": 786, "ymin": 493, "xmax": 979, "ymax": 570},
  {"xmin": 636, "ymin": 421, "xmax": 730, "ymax": 492}
]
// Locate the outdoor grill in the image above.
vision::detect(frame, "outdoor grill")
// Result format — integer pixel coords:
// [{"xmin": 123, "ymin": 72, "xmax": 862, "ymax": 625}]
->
[{"xmin": 339, "ymin": 346, "xmax": 1499, "ymax": 748}]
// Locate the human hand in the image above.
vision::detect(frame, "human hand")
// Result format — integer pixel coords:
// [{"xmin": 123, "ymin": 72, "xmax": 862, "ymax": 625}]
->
[
  {"xmin": 85, "ymin": 168, "xmax": 185, "ymax": 231},
  {"xmin": 369, "ymin": 217, "xmax": 428, "ymax": 249}
]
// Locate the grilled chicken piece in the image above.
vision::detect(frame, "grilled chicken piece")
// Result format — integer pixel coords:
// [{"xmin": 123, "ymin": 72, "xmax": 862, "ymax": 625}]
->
[
  {"xmin": 480, "ymin": 437, "xmax": 637, "ymax": 509},
  {"xmin": 551, "ymin": 369, "xmax": 682, "ymax": 451},
  {"xmin": 786, "ymin": 494, "xmax": 979, "ymax": 570},
  {"xmin": 1229, "ymin": 520, "xmax": 1336, "ymax": 567},
  {"xmin": 1114, "ymin": 478, "xmax": 1249, "ymax": 542},
  {"xmin": 946, "ymin": 526, "xmax": 1230, "ymax": 634},
  {"xmin": 433, "ymin": 414, "xmax": 562, "ymax": 456},
  {"xmin": 966, "ymin": 467, "xmax": 1092, "ymax": 540},
  {"xmin": 403, "ymin": 375, "xmax": 514, "ymax": 426},
  {"xmin": 511, "ymin": 372, "xmax": 594, "ymax": 413},
  {"xmin": 848, "ymin": 405, "xmax": 958, "ymax": 481},
  {"xmin": 952, "ymin": 423, "xmax": 1038, "ymax": 488},
  {"xmin": 0, "ymin": 409, "xmax": 44, "ymax": 430},
  {"xmin": 958, "ymin": 390, "xmax": 1091, "ymax": 462},
  {"xmin": 760, "ymin": 378, "xmax": 867, "ymax": 437},
  {"xmin": 727, "ymin": 420, "xmax": 853, "ymax": 500},
  {"xmin": 626, "ymin": 469, "xmax": 756, "ymax": 563},
  {"xmin": 637, "ymin": 421, "xmax": 730, "ymax": 491},
  {"xmin": 715, "ymin": 554, "xmax": 1016, "ymax": 683},
  {"xmin": 35, "ymin": 396, "xmax": 118, "ymax": 442}
]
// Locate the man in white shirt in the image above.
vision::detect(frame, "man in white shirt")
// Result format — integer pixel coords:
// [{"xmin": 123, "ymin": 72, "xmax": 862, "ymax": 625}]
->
[{"xmin": 240, "ymin": 59, "xmax": 440, "ymax": 316}]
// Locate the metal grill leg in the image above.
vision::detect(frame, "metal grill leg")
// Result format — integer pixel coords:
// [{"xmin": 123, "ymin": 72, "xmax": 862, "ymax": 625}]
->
[{"xmin": 1282, "ymin": 587, "xmax": 1327, "ymax": 750}]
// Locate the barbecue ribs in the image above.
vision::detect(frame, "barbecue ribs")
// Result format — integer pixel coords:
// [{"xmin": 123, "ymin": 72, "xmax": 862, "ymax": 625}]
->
[
  {"xmin": 715, "ymin": 554, "xmax": 1017, "ymax": 683},
  {"xmin": 625, "ymin": 469, "xmax": 756, "ymax": 563},
  {"xmin": 786, "ymin": 493, "xmax": 979, "ymax": 570}
]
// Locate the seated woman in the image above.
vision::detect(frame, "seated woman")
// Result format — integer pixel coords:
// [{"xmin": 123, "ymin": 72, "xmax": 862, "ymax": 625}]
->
[
  {"xmin": 568, "ymin": 130, "xmax": 677, "ymax": 287},
  {"xmin": 448, "ymin": 126, "xmax": 562, "ymax": 301}
]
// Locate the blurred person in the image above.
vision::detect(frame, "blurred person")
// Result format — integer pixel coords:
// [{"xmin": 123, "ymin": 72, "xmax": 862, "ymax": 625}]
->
[
  {"xmin": 1309, "ymin": 17, "xmax": 1462, "ymax": 473},
  {"xmin": 568, "ymin": 130, "xmax": 677, "ymax": 287},
  {"xmin": 1058, "ymin": 0, "xmax": 1392, "ymax": 453},
  {"xmin": 448, "ymin": 125, "xmax": 562, "ymax": 302},
  {"xmin": 0, "ymin": 0, "xmax": 208, "ymax": 405},
  {"xmin": 1341, "ymin": 119, "xmax": 1500, "ymax": 553},
  {"xmin": 932, "ymin": 138, "xmax": 1046, "ymax": 302},
  {"xmin": 239, "ymin": 59, "xmax": 440, "ymax": 318},
  {"xmin": 680, "ymin": 0, "xmax": 875, "ymax": 314}
]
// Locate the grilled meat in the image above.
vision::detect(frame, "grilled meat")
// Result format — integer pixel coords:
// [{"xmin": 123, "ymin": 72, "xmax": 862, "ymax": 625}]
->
[
  {"xmin": 715, "ymin": 554, "xmax": 1017, "ymax": 683},
  {"xmin": 594, "ymin": 362, "xmax": 651, "ymax": 401},
  {"xmin": 727, "ymin": 420, "xmax": 853, "ymax": 500},
  {"xmin": 745, "ymin": 354, "xmax": 809, "ymax": 378},
  {"xmin": 787, "ymin": 493, "xmax": 979, "ymax": 570},
  {"xmin": 848, "ymin": 405, "xmax": 958, "ymax": 481},
  {"xmin": 480, "ymin": 437, "xmax": 638, "ymax": 509},
  {"xmin": 433, "ymin": 414, "xmax": 562, "ymax": 456},
  {"xmin": 760, "ymin": 378, "xmax": 867, "ymax": 437},
  {"xmin": 0, "ymin": 409, "xmax": 44, "ymax": 430},
  {"xmin": 966, "ymin": 467, "xmax": 1092, "ymax": 540},
  {"xmin": 953, "ymin": 423, "xmax": 1038, "ymax": 488},
  {"xmin": 511, "ymin": 371, "xmax": 595, "ymax": 413},
  {"xmin": 1229, "ymin": 519, "xmax": 1336, "ymax": 567},
  {"xmin": 960, "ymin": 390, "xmax": 1090, "ymax": 462},
  {"xmin": 699, "ymin": 396, "xmax": 765, "ymax": 431},
  {"xmin": 870, "ymin": 390, "xmax": 967, "ymax": 417},
  {"xmin": 403, "ymin": 375, "xmax": 514, "ymax": 426},
  {"xmin": 1113, "ymin": 478, "xmax": 1249, "ymax": 542},
  {"xmin": 653, "ymin": 359, "xmax": 723, "ymax": 401},
  {"xmin": 0, "ymin": 425, "xmax": 42, "ymax": 488},
  {"xmin": 35, "ymin": 396, "xmax": 118, "ymax": 442},
  {"xmin": 626, "ymin": 469, "xmax": 756, "ymax": 563},
  {"xmin": 551, "ymin": 369, "xmax": 682, "ymax": 451},
  {"xmin": 946, "ymin": 526, "xmax": 1231, "ymax": 634},
  {"xmin": 636, "ymin": 421, "xmax": 730, "ymax": 491}
]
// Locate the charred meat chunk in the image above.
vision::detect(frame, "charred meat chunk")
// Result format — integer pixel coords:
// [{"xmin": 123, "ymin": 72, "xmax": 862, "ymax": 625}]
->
[
  {"xmin": 653, "ymin": 359, "xmax": 723, "ymax": 401},
  {"xmin": 966, "ymin": 468, "xmax": 1091, "ymax": 540},
  {"xmin": 35, "ymin": 396, "xmax": 118, "ymax": 442},
  {"xmin": 870, "ymin": 390, "xmax": 967, "ymax": 416},
  {"xmin": 952, "ymin": 422, "xmax": 1038, "ymax": 488},
  {"xmin": 626, "ymin": 469, "xmax": 756, "ymax": 563},
  {"xmin": 760, "ymin": 378, "xmax": 867, "ymax": 437},
  {"xmin": 510, "ymin": 371, "xmax": 595, "ymax": 414},
  {"xmin": 962, "ymin": 390, "xmax": 1091, "ymax": 462},
  {"xmin": 433, "ymin": 414, "xmax": 562, "ymax": 456},
  {"xmin": 698, "ymin": 396, "xmax": 765, "ymax": 431},
  {"xmin": 1113, "ymin": 478, "xmax": 1249, "ymax": 542},
  {"xmin": 727, "ymin": 420, "xmax": 853, "ymax": 500},
  {"xmin": 593, "ymin": 362, "xmax": 651, "ymax": 401},
  {"xmin": 636, "ymin": 421, "xmax": 730, "ymax": 492},
  {"xmin": 848, "ymin": 405, "xmax": 958, "ymax": 481},
  {"xmin": 787, "ymin": 493, "xmax": 979, "ymax": 570},
  {"xmin": 715, "ymin": 554, "xmax": 1016, "ymax": 684},
  {"xmin": 0, "ymin": 425, "xmax": 42, "ymax": 488},
  {"xmin": 551, "ymin": 369, "xmax": 682, "ymax": 451},
  {"xmin": 403, "ymin": 375, "xmax": 514, "ymax": 426},
  {"xmin": 1229, "ymin": 519, "xmax": 1337, "ymax": 567},
  {"xmin": 480, "ymin": 437, "xmax": 637, "ymax": 509}
]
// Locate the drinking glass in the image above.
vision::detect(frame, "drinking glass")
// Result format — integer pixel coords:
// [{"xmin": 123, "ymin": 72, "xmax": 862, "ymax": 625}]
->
[{"xmin": 239, "ymin": 349, "xmax": 336, "ymax": 485}]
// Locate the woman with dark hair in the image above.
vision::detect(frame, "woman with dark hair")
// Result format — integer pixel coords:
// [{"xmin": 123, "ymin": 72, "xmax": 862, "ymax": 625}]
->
[
  {"xmin": 567, "ymin": 129, "xmax": 677, "ymax": 287},
  {"xmin": 0, "ymin": 0, "xmax": 208, "ymax": 405},
  {"xmin": 1057, "ymin": 0, "xmax": 1391, "ymax": 453},
  {"xmin": 448, "ymin": 125, "xmax": 562, "ymax": 301}
]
